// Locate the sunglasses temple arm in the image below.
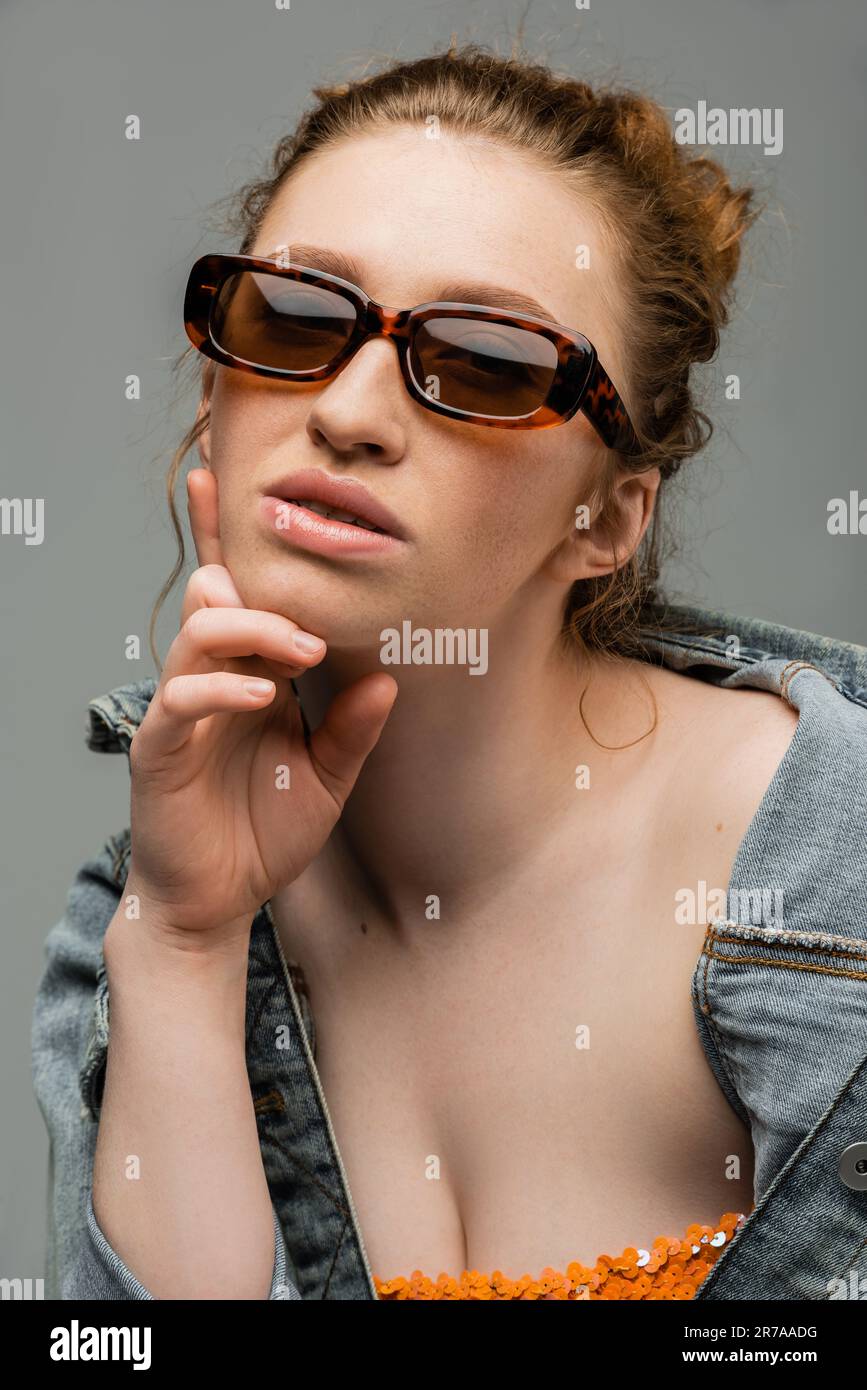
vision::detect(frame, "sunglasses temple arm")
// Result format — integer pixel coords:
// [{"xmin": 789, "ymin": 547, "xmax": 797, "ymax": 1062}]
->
[{"xmin": 581, "ymin": 360, "xmax": 643, "ymax": 457}]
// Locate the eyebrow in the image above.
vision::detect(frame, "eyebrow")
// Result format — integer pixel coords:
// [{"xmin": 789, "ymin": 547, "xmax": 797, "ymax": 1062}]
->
[{"xmin": 276, "ymin": 242, "xmax": 560, "ymax": 324}]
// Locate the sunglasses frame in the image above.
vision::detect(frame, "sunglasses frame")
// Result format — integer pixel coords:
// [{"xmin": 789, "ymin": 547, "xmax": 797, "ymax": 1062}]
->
[{"xmin": 183, "ymin": 252, "xmax": 642, "ymax": 454}]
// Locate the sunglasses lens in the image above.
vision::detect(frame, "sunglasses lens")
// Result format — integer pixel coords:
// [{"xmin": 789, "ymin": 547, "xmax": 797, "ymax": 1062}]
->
[
  {"xmin": 410, "ymin": 317, "xmax": 560, "ymax": 419},
  {"xmin": 210, "ymin": 271, "xmax": 357, "ymax": 371}
]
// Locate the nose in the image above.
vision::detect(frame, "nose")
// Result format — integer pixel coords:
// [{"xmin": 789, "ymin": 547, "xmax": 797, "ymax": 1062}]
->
[{"xmin": 305, "ymin": 331, "xmax": 409, "ymax": 465}]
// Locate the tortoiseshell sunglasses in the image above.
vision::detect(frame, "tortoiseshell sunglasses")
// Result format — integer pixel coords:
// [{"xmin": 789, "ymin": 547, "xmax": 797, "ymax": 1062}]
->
[{"xmin": 183, "ymin": 252, "xmax": 641, "ymax": 453}]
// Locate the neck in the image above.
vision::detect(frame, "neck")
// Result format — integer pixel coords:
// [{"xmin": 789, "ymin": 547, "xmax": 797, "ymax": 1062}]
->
[{"xmin": 291, "ymin": 602, "xmax": 660, "ymax": 927}]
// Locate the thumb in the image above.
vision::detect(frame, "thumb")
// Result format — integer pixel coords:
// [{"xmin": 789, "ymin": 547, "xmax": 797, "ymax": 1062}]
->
[
  {"xmin": 307, "ymin": 672, "xmax": 398, "ymax": 811},
  {"xmin": 187, "ymin": 467, "xmax": 226, "ymax": 569}
]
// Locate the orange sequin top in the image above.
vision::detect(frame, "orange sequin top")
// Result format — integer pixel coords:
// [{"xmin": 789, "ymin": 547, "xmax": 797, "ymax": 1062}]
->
[{"xmin": 374, "ymin": 1210, "xmax": 750, "ymax": 1300}]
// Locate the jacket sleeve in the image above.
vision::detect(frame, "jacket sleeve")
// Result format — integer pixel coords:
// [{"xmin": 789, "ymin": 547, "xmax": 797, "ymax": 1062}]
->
[
  {"xmin": 31, "ymin": 832, "xmax": 301, "ymax": 1300},
  {"xmin": 81, "ymin": 1193, "xmax": 298, "ymax": 1300}
]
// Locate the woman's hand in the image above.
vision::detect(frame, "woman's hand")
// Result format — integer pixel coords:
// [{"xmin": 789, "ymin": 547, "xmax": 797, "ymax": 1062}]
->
[{"xmin": 122, "ymin": 467, "xmax": 397, "ymax": 940}]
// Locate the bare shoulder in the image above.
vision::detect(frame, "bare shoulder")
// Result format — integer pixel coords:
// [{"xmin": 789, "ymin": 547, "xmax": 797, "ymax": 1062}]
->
[
  {"xmin": 641, "ymin": 660, "xmax": 801, "ymax": 804},
  {"xmin": 640, "ymin": 655, "xmax": 796, "ymax": 727}
]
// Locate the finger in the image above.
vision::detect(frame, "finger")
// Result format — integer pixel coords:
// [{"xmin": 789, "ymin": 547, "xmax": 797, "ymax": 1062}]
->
[
  {"xmin": 179, "ymin": 566, "xmax": 304, "ymax": 680},
  {"xmin": 187, "ymin": 467, "xmax": 224, "ymax": 568},
  {"xmin": 308, "ymin": 673, "xmax": 398, "ymax": 812},
  {"xmin": 141, "ymin": 671, "xmax": 279, "ymax": 759},
  {"xmin": 181, "ymin": 562, "xmax": 247, "ymax": 626},
  {"xmin": 163, "ymin": 606, "xmax": 328, "ymax": 682}
]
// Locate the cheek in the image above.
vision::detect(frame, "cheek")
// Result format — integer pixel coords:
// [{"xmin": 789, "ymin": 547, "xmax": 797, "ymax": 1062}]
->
[
  {"xmin": 416, "ymin": 452, "xmax": 577, "ymax": 609},
  {"xmin": 439, "ymin": 430, "xmax": 572, "ymax": 518},
  {"xmin": 209, "ymin": 368, "xmax": 291, "ymax": 467},
  {"xmin": 207, "ymin": 395, "xmax": 286, "ymax": 534},
  {"xmin": 445, "ymin": 445, "xmax": 580, "ymax": 560}
]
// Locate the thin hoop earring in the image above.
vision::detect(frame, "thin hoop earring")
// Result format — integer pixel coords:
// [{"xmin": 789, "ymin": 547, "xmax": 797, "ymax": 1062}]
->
[{"xmin": 578, "ymin": 682, "xmax": 658, "ymax": 750}]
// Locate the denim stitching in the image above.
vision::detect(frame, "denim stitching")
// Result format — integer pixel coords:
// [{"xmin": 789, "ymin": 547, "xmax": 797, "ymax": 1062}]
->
[
  {"xmin": 708, "ymin": 920, "xmax": 867, "ymax": 955},
  {"xmin": 321, "ymin": 1217, "xmax": 351, "ymax": 1300},
  {"xmin": 253, "ymin": 1088, "xmax": 286, "ymax": 1116},
  {"xmin": 262, "ymin": 1130, "xmax": 352, "ymax": 1217},
  {"xmin": 778, "ymin": 658, "xmax": 838, "ymax": 707},
  {"xmin": 703, "ymin": 946, "xmax": 867, "ymax": 982},
  {"xmin": 709, "ymin": 932, "xmax": 867, "ymax": 964},
  {"xmin": 246, "ymin": 972, "xmax": 275, "ymax": 1052}
]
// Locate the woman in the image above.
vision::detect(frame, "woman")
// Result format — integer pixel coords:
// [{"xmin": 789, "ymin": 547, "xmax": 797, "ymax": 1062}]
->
[{"xmin": 32, "ymin": 43, "xmax": 867, "ymax": 1301}]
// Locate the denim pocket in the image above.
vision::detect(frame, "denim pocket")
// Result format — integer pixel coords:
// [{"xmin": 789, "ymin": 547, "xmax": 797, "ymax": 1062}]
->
[{"xmin": 693, "ymin": 919, "xmax": 867, "ymax": 1200}]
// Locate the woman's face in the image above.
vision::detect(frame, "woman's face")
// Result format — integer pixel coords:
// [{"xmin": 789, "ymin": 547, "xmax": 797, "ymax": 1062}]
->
[{"xmin": 198, "ymin": 126, "xmax": 655, "ymax": 648}]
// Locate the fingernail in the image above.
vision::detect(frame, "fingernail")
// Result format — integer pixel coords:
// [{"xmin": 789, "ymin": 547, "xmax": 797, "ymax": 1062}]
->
[
  {"xmin": 293, "ymin": 630, "xmax": 325, "ymax": 653},
  {"xmin": 244, "ymin": 678, "xmax": 274, "ymax": 697}
]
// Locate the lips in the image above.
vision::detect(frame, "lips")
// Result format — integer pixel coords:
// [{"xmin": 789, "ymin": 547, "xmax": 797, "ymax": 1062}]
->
[
  {"xmin": 262, "ymin": 469, "xmax": 407, "ymax": 540},
  {"xmin": 286, "ymin": 498, "xmax": 384, "ymax": 533}
]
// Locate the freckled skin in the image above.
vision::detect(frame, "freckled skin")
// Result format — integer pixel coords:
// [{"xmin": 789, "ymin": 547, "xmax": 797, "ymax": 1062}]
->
[
  {"xmin": 198, "ymin": 127, "xmax": 645, "ymax": 651},
  {"xmin": 191, "ymin": 126, "xmax": 800, "ymax": 1282}
]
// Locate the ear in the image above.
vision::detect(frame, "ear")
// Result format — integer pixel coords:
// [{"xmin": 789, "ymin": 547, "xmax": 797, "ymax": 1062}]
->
[{"xmin": 546, "ymin": 464, "xmax": 662, "ymax": 585}]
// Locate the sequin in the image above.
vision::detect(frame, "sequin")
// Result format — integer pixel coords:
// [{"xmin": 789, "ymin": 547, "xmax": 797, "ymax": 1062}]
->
[{"xmin": 373, "ymin": 1210, "xmax": 749, "ymax": 1300}]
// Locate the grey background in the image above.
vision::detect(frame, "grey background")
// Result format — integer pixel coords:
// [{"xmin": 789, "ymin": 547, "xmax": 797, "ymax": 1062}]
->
[{"xmin": 2, "ymin": 0, "xmax": 864, "ymax": 1275}]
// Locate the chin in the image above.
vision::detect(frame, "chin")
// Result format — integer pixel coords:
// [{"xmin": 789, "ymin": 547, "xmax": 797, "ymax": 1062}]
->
[{"xmin": 229, "ymin": 557, "xmax": 395, "ymax": 648}]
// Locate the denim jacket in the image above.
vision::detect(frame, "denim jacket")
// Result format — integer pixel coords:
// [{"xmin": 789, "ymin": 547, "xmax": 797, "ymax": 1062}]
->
[{"xmin": 31, "ymin": 601, "xmax": 867, "ymax": 1300}]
